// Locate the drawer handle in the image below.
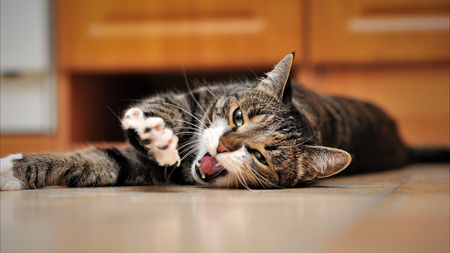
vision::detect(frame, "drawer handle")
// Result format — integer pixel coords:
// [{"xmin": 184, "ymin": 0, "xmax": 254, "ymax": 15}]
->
[
  {"xmin": 88, "ymin": 19, "xmax": 266, "ymax": 37},
  {"xmin": 348, "ymin": 16, "xmax": 450, "ymax": 32}
]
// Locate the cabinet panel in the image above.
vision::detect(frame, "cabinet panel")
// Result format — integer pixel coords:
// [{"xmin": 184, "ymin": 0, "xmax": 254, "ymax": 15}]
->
[
  {"xmin": 58, "ymin": 0, "xmax": 302, "ymax": 71},
  {"xmin": 1, "ymin": 0, "xmax": 50, "ymax": 73},
  {"xmin": 310, "ymin": 0, "xmax": 449, "ymax": 64},
  {"xmin": 1, "ymin": 75, "xmax": 55, "ymax": 133},
  {"xmin": 297, "ymin": 65, "xmax": 450, "ymax": 146}
]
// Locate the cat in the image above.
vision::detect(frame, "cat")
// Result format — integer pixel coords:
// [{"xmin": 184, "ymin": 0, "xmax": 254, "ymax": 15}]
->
[{"xmin": 1, "ymin": 53, "xmax": 448, "ymax": 191}]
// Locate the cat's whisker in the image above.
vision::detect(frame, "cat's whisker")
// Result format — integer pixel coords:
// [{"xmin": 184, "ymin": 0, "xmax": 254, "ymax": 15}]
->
[
  {"xmin": 236, "ymin": 170, "xmax": 255, "ymax": 191},
  {"xmin": 106, "ymin": 105, "xmax": 122, "ymax": 122},
  {"xmin": 178, "ymin": 141, "xmax": 200, "ymax": 154},
  {"xmin": 172, "ymin": 127, "xmax": 204, "ymax": 134},
  {"xmin": 299, "ymin": 120, "xmax": 323, "ymax": 145},
  {"xmin": 183, "ymin": 68, "xmax": 213, "ymax": 126},
  {"xmin": 179, "ymin": 150, "xmax": 200, "ymax": 164},
  {"xmin": 195, "ymin": 78, "xmax": 219, "ymax": 100},
  {"xmin": 243, "ymin": 161, "xmax": 283, "ymax": 189},
  {"xmin": 242, "ymin": 161, "xmax": 265, "ymax": 188},
  {"xmin": 164, "ymin": 164, "xmax": 168, "ymax": 181},
  {"xmin": 236, "ymin": 77, "xmax": 246, "ymax": 87},
  {"xmin": 279, "ymin": 153, "xmax": 289, "ymax": 162},
  {"xmin": 175, "ymin": 131, "xmax": 202, "ymax": 136},
  {"xmin": 159, "ymin": 101, "xmax": 208, "ymax": 129},
  {"xmin": 180, "ymin": 146, "xmax": 202, "ymax": 162},
  {"xmin": 166, "ymin": 119, "xmax": 205, "ymax": 131},
  {"xmin": 237, "ymin": 168, "xmax": 251, "ymax": 189},
  {"xmin": 172, "ymin": 127, "xmax": 203, "ymax": 135},
  {"xmin": 165, "ymin": 165, "xmax": 179, "ymax": 184},
  {"xmin": 175, "ymin": 131, "xmax": 200, "ymax": 135},
  {"xmin": 233, "ymin": 171, "xmax": 245, "ymax": 189},
  {"xmin": 179, "ymin": 146, "xmax": 201, "ymax": 158},
  {"xmin": 195, "ymin": 113, "xmax": 210, "ymax": 125},
  {"xmin": 172, "ymin": 126, "xmax": 201, "ymax": 130},
  {"xmin": 240, "ymin": 62, "xmax": 258, "ymax": 80},
  {"xmin": 226, "ymin": 169, "xmax": 232, "ymax": 189},
  {"xmin": 232, "ymin": 167, "xmax": 244, "ymax": 188},
  {"xmin": 178, "ymin": 140, "xmax": 203, "ymax": 154}
]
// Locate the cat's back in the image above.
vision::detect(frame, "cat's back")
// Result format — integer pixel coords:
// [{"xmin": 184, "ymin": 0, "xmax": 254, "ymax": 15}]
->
[{"xmin": 291, "ymin": 83, "xmax": 409, "ymax": 173}]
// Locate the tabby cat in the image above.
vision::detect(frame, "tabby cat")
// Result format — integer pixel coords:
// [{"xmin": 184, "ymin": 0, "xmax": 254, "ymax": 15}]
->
[{"xmin": 1, "ymin": 53, "xmax": 448, "ymax": 191}]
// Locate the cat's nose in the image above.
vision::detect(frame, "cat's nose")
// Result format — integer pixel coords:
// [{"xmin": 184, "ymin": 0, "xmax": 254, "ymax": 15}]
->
[{"xmin": 217, "ymin": 139, "xmax": 230, "ymax": 153}]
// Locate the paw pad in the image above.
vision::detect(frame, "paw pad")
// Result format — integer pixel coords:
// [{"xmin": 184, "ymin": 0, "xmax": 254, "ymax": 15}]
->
[{"xmin": 122, "ymin": 108, "xmax": 181, "ymax": 167}]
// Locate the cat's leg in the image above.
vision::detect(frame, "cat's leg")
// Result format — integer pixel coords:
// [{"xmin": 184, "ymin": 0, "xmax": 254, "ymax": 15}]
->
[
  {"xmin": 122, "ymin": 107, "xmax": 181, "ymax": 167},
  {"xmin": 1, "ymin": 148, "xmax": 122, "ymax": 191}
]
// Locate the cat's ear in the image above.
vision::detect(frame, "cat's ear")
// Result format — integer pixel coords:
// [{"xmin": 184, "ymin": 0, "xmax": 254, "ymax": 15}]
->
[
  {"xmin": 299, "ymin": 145, "xmax": 352, "ymax": 182},
  {"xmin": 255, "ymin": 52, "xmax": 295, "ymax": 103}
]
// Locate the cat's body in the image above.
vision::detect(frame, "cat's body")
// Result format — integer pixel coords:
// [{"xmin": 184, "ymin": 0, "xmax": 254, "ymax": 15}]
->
[{"xmin": 1, "ymin": 53, "xmax": 448, "ymax": 190}]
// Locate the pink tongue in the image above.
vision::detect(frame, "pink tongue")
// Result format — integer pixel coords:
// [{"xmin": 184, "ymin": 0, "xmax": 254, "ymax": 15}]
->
[
  {"xmin": 201, "ymin": 156, "xmax": 214, "ymax": 175},
  {"xmin": 200, "ymin": 156, "xmax": 223, "ymax": 175}
]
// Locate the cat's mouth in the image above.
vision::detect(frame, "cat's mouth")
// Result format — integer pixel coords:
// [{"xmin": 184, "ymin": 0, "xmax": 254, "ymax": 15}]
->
[{"xmin": 195, "ymin": 153, "xmax": 228, "ymax": 182}]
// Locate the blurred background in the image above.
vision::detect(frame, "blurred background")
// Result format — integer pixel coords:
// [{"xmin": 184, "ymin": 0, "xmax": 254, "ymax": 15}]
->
[{"xmin": 1, "ymin": 0, "xmax": 449, "ymax": 157}]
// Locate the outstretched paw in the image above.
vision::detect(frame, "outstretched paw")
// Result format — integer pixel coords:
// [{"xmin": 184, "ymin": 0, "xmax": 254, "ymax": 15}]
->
[
  {"xmin": 1, "ymin": 154, "xmax": 24, "ymax": 191},
  {"xmin": 122, "ymin": 108, "xmax": 181, "ymax": 167}
]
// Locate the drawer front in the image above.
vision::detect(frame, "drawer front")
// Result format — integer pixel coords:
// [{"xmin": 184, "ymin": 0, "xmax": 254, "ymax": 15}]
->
[
  {"xmin": 311, "ymin": 0, "xmax": 449, "ymax": 64},
  {"xmin": 58, "ymin": 0, "xmax": 302, "ymax": 71},
  {"xmin": 1, "ymin": 74, "xmax": 55, "ymax": 134}
]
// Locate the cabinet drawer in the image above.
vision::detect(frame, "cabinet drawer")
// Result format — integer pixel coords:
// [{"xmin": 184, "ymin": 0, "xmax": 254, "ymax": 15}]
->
[
  {"xmin": 58, "ymin": 0, "xmax": 302, "ymax": 71},
  {"xmin": 310, "ymin": 0, "xmax": 449, "ymax": 64},
  {"xmin": 1, "ymin": 74, "xmax": 54, "ymax": 134}
]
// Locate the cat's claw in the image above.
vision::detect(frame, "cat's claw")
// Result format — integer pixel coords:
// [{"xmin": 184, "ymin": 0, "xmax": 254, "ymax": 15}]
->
[{"xmin": 123, "ymin": 108, "xmax": 181, "ymax": 167}]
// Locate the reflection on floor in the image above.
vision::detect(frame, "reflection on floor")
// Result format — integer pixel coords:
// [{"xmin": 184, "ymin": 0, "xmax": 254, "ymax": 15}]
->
[{"xmin": 1, "ymin": 163, "xmax": 449, "ymax": 253}]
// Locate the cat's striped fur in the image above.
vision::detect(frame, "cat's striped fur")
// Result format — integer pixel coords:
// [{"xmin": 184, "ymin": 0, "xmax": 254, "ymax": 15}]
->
[{"xmin": 1, "ymin": 53, "xmax": 448, "ymax": 190}]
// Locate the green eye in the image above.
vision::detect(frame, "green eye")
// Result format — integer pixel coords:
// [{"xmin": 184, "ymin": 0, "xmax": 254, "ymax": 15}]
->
[
  {"xmin": 252, "ymin": 150, "xmax": 268, "ymax": 165},
  {"xmin": 233, "ymin": 108, "xmax": 244, "ymax": 127}
]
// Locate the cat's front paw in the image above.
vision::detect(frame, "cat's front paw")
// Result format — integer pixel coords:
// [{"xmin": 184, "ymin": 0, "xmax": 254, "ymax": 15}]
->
[
  {"xmin": 1, "ymin": 154, "xmax": 24, "ymax": 191},
  {"xmin": 122, "ymin": 108, "xmax": 181, "ymax": 167}
]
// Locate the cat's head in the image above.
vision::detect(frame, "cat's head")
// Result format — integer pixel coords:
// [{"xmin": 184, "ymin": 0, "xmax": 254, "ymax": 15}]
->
[{"xmin": 191, "ymin": 53, "xmax": 351, "ymax": 188}]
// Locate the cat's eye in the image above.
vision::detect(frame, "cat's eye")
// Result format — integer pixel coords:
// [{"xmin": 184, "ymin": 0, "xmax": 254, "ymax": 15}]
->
[
  {"xmin": 251, "ymin": 149, "xmax": 268, "ymax": 165},
  {"xmin": 233, "ymin": 108, "xmax": 244, "ymax": 127}
]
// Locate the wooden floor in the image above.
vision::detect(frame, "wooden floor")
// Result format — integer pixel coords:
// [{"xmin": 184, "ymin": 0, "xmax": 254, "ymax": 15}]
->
[{"xmin": 1, "ymin": 163, "xmax": 449, "ymax": 253}]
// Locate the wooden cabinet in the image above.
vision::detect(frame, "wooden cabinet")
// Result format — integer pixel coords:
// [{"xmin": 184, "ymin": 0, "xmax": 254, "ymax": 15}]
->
[
  {"xmin": 58, "ymin": 0, "xmax": 302, "ymax": 72},
  {"xmin": 310, "ymin": 0, "xmax": 450, "ymax": 64}
]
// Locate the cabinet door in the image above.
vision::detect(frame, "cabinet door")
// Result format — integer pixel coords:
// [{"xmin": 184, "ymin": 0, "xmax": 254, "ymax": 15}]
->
[
  {"xmin": 310, "ymin": 0, "xmax": 449, "ymax": 64},
  {"xmin": 58, "ymin": 0, "xmax": 302, "ymax": 71}
]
